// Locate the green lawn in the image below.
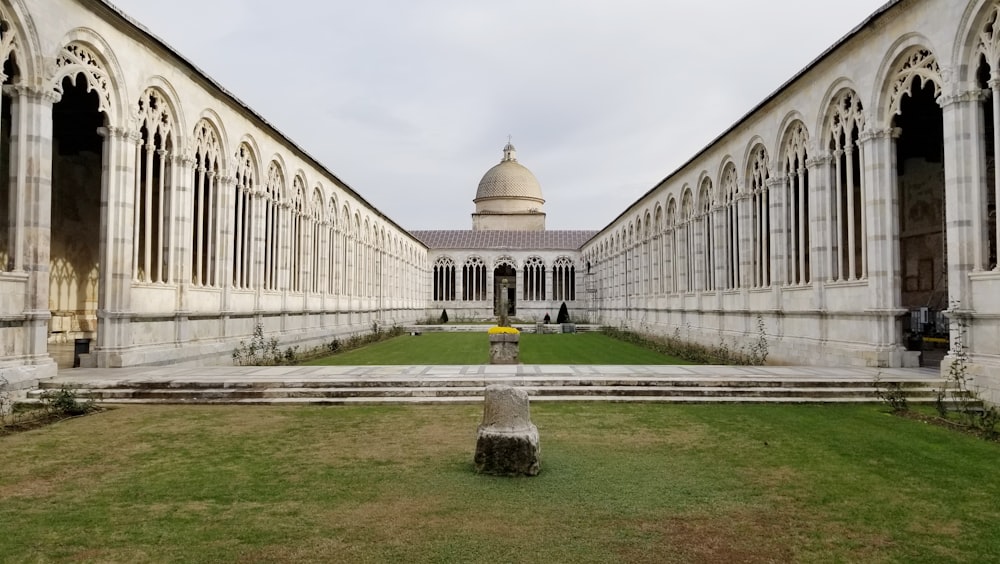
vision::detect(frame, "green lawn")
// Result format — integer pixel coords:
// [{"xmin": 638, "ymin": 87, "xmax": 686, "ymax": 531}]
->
[
  {"xmin": 1, "ymin": 403, "xmax": 998, "ymax": 562},
  {"xmin": 305, "ymin": 331, "xmax": 691, "ymax": 365}
]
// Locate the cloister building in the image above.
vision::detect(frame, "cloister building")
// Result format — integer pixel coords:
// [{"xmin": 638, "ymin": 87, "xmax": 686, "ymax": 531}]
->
[{"xmin": 1, "ymin": 0, "xmax": 999, "ymax": 403}]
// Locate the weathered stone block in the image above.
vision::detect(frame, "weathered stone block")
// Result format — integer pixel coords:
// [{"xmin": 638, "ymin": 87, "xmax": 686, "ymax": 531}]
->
[
  {"xmin": 474, "ymin": 385, "xmax": 540, "ymax": 476},
  {"xmin": 488, "ymin": 333, "xmax": 520, "ymax": 364}
]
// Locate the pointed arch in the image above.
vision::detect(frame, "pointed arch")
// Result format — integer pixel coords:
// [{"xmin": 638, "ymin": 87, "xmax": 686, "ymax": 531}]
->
[{"xmin": 191, "ymin": 117, "xmax": 223, "ymax": 287}]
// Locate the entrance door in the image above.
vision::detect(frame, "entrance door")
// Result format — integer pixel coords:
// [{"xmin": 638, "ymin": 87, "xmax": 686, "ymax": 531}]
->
[{"xmin": 493, "ymin": 264, "xmax": 516, "ymax": 316}]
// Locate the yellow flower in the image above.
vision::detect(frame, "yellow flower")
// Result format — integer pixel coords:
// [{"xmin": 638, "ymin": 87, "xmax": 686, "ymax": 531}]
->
[{"xmin": 487, "ymin": 326, "xmax": 520, "ymax": 335}]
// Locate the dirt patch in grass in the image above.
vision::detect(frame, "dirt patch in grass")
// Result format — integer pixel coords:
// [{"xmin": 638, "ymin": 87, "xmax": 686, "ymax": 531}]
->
[{"xmin": 625, "ymin": 507, "xmax": 895, "ymax": 563}]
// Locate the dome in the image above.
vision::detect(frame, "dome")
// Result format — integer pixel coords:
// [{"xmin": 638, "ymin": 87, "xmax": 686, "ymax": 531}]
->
[{"xmin": 474, "ymin": 142, "xmax": 545, "ymax": 204}]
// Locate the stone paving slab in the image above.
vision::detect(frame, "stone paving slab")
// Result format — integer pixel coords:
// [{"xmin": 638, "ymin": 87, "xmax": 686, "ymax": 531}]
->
[{"xmin": 39, "ymin": 364, "xmax": 944, "ymax": 388}]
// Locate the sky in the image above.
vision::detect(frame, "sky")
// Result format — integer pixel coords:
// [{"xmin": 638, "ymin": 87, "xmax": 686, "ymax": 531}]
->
[{"xmin": 109, "ymin": 0, "xmax": 890, "ymax": 231}]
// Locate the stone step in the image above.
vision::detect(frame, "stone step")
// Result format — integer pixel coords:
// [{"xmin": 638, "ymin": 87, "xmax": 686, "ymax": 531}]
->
[
  {"xmin": 25, "ymin": 384, "xmax": 969, "ymax": 403},
  {"xmin": 34, "ymin": 377, "xmax": 952, "ymax": 391},
  {"xmin": 14, "ymin": 395, "xmax": 975, "ymax": 406}
]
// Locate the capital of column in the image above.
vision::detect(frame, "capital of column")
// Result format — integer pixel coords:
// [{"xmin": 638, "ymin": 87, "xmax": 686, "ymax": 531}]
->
[
  {"xmin": 858, "ymin": 127, "xmax": 901, "ymax": 143},
  {"xmin": 805, "ymin": 154, "xmax": 832, "ymax": 168},
  {"xmin": 764, "ymin": 176, "xmax": 784, "ymax": 188},
  {"xmin": 939, "ymin": 88, "xmax": 989, "ymax": 107}
]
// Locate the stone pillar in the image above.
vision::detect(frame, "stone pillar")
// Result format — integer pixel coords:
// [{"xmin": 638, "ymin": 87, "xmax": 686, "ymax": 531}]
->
[
  {"xmin": 860, "ymin": 127, "xmax": 903, "ymax": 366},
  {"xmin": 7, "ymin": 85, "xmax": 57, "ymax": 369},
  {"xmin": 474, "ymin": 385, "xmax": 540, "ymax": 477},
  {"xmin": 940, "ymin": 90, "xmax": 987, "ymax": 305},
  {"xmin": 737, "ymin": 192, "xmax": 754, "ymax": 290},
  {"xmin": 807, "ymin": 154, "xmax": 832, "ymax": 311},
  {"xmin": 95, "ymin": 126, "xmax": 139, "ymax": 367},
  {"xmin": 940, "ymin": 89, "xmax": 989, "ymax": 354},
  {"xmin": 766, "ymin": 175, "xmax": 787, "ymax": 287}
]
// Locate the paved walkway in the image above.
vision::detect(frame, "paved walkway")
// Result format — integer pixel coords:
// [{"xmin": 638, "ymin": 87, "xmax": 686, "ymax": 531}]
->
[{"xmin": 40, "ymin": 363, "xmax": 944, "ymax": 388}]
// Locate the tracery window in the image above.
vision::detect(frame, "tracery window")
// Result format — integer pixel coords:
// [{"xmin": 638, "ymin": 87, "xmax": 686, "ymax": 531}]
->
[
  {"xmin": 783, "ymin": 123, "xmax": 811, "ymax": 285},
  {"xmin": 287, "ymin": 176, "xmax": 305, "ymax": 292},
  {"xmin": 681, "ymin": 190, "xmax": 695, "ymax": 292},
  {"xmin": 309, "ymin": 188, "xmax": 323, "ymax": 293},
  {"xmin": 721, "ymin": 164, "xmax": 740, "ymax": 289},
  {"xmin": 232, "ymin": 143, "xmax": 257, "ymax": 289},
  {"xmin": 975, "ymin": 6, "xmax": 1000, "ymax": 270},
  {"xmin": 827, "ymin": 90, "xmax": 867, "ymax": 281},
  {"xmin": 327, "ymin": 199, "xmax": 339, "ymax": 295},
  {"xmin": 191, "ymin": 119, "xmax": 221, "ymax": 287},
  {"xmin": 698, "ymin": 179, "xmax": 715, "ymax": 291},
  {"xmin": 748, "ymin": 146, "xmax": 771, "ymax": 287},
  {"xmin": 463, "ymin": 256, "xmax": 487, "ymax": 301},
  {"xmin": 433, "ymin": 256, "xmax": 456, "ymax": 301},
  {"xmin": 552, "ymin": 257, "xmax": 575, "ymax": 301},
  {"xmin": 133, "ymin": 88, "xmax": 175, "ymax": 284},
  {"xmin": 262, "ymin": 161, "xmax": 283, "ymax": 291},
  {"xmin": 523, "ymin": 256, "xmax": 546, "ymax": 301},
  {"xmin": 665, "ymin": 199, "xmax": 677, "ymax": 293}
]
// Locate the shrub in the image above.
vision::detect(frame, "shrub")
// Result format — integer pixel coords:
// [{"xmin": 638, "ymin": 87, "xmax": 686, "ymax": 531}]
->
[
  {"xmin": 440, "ymin": 309, "xmax": 449, "ymax": 323},
  {"xmin": 556, "ymin": 302, "xmax": 570, "ymax": 324},
  {"xmin": 40, "ymin": 386, "xmax": 95, "ymax": 417}
]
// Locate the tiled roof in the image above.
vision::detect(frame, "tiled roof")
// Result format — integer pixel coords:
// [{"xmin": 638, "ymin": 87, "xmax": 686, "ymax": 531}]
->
[{"xmin": 410, "ymin": 230, "xmax": 598, "ymax": 250}]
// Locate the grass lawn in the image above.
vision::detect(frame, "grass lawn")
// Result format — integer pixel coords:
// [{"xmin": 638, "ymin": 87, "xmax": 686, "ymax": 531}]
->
[
  {"xmin": 2, "ymin": 403, "xmax": 998, "ymax": 562},
  {"xmin": 304, "ymin": 332, "xmax": 691, "ymax": 365}
]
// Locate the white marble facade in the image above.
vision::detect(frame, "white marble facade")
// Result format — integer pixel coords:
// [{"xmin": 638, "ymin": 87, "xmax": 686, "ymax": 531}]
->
[{"xmin": 1, "ymin": 0, "xmax": 999, "ymax": 404}]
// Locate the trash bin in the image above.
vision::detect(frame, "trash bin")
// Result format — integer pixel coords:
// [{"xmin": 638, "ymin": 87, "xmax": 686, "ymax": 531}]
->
[{"xmin": 73, "ymin": 338, "xmax": 91, "ymax": 368}]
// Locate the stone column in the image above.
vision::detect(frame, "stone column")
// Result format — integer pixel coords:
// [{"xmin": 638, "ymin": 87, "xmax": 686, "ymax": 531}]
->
[
  {"xmin": 939, "ymin": 89, "xmax": 989, "ymax": 344},
  {"xmin": 766, "ymin": 175, "xmax": 787, "ymax": 287},
  {"xmin": 807, "ymin": 154, "xmax": 832, "ymax": 311},
  {"xmin": 859, "ymin": 126, "xmax": 903, "ymax": 366},
  {"xmin": 6, "ymin": 85, "xmax": 57, "ymax": 369},
  {"xmin": 95, "ymin": 126, "xmax": 139, "ymax": 367}
]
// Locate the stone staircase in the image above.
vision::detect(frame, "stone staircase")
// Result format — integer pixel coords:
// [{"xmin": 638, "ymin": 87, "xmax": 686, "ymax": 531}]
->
[{"xmin": 25, "ymin": 370, "xmax": 969, "ymax": 406}]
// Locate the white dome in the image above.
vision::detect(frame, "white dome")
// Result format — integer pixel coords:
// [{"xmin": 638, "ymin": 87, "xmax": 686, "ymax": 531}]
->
[{"xmin": 474, "ymin": 143, "xmax": 545, "ymax": 205}]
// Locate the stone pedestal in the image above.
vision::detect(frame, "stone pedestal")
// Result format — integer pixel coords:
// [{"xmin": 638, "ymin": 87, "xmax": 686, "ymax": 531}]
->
[
  {"xmin": 488, "ymin": 333, "xmax": 520, "ymax": 364},
  {"xmin": 475, "ymin": 385, "xmax": 540, "ymax": 476}
]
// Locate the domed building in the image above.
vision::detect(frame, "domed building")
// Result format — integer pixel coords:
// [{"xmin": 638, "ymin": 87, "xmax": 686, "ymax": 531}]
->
[
  {"xmin": 472, "ymin": 142, "xmax": 546, "ymax": 232},
  {"xmin": 411, "ymin": 141, "xmax": 596, "ymax": 321}
]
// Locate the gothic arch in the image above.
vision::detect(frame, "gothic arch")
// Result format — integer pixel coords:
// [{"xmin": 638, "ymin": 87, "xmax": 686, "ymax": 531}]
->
[
  {"xmin": 817, "ymin": 78, "xmax": 863, "ymax": 138},
  {"xmin": 872, "ymin": 34, "xmax": 944, "ymax": 126},
  {"xmin": 50, "ymin": 29, "xmax": 127, "ymax": 123},
  {"xmin": 234, "ymin": 136, "xmax": 262, "ymax": 182},
  {"xmin": 954, "ymin": 0, "xmax": 1000, "ymax": 82},
  {"xmin": 195, "ymin": 109, "xmax": 229, "ymax": 169},
  {"xmin": 777, "ymin": 120, "xmax": 810, "ymax": 168},
  {"xmin": 775, "ymin": 113, "xmax": 810, "ymax": 164},
  {"xmin": 0, "ymin": 0, "xmax": 40, "ymax": 83},
  {"xmin": 141, "ymin": 76, "xmax": 187, "ymax": 140},
  {"xmin": 741, "ymin": 135, "xmax": 768, "ymax": 176},
  {"xmin": 494, "ymin": 255, "xmax": 517, "ymax": 270},
  {"xmin": 716, "ymin": 157, "xmax": 737, "ymax": 192}
]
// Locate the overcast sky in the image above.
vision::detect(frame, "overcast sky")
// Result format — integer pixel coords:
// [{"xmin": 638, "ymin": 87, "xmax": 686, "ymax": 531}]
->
[{"xmin": 110, "ymin": 0, "xmax": 888, "ymax": 231}]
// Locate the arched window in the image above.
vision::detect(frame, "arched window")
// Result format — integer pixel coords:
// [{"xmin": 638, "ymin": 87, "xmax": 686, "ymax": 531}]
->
[
  {"xmin": 748, "ymin": 146, "xmax": 771, "ymax": 287},
  {"xmin": 463, "ymin": 256, "xmax": 487, "ymax": 301},
  {"xmin": 699, "ymin": 178, "xmax": 715, "ymax": 291},
  {"xmin": 665, "ymin": 199, "xmax": 677, "ymax": 293},
  {"xmin": 552, "ymin": 257, "xmax": 575, "ymax": 301},
  {"xmin": 974, "ymin": 9, "xmax": 1000, "ymax": 270},
  {"xmin": 232, "ymin": 143, "xmax": 257, "ymax": 290},
  {"xmin": 133, "ymin": 88, "xmax": 175, "ymax": 284},
  {"xmin": 827, "ymin": 90, "xmax": 867, "ymax": 281},
  {"xmin": 262, "ymin": 161, "xmax": 283, "ymax": 291},
  {"xmin": 783, "ymin": 123, "xmax": 810, "ymax": 285},
  {"xmin": 721, "ymin": 164, "xmax": 740, "ymax": 289},
  {"xmin": 681, "ymin": 190, "xmax": 695, "ymax": 292},
  {"xmin": 523, "ymin": 256, "xmax": 546, "ymax": 301},
  {"xmin": 433, "ymin": 256, "xmax": 456, "ymax": 301},
  {"xmin": 191, "ymin": 119, "xmax": 221, "ymax": 287},
  {"xmin": 327, "ymin": 198, "xmax": 339, "ymax": 295},
  {"xmin": 309, "ymin": 187, "xmax": 323, "ymax": 293},
  {"xmin": 287, "ymin": 176, "xmax": 305, "ymax": 292}
]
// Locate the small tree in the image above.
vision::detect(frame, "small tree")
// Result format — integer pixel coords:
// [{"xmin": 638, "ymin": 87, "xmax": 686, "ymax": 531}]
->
[
  {"xmin": 556, "ymin": 302, "xmax": 570, "ymax": 324},
  {"xmin": 440, "ymin": 309, "xmax": 449, "ymax": 323}
]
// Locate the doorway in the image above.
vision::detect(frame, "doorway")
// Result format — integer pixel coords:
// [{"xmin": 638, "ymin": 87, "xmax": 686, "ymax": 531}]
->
[{"xmin": 493, "ymin": 264, "xmax": 516, "ymax": 317}]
